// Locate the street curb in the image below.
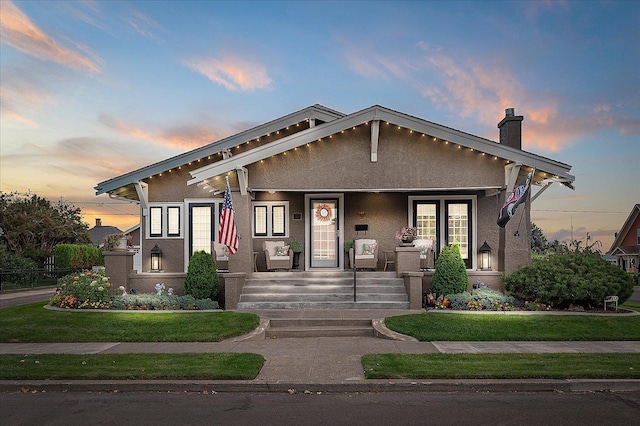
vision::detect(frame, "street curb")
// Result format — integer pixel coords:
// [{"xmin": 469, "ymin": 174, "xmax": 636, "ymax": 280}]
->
[{"xmin": 2, "ymin": 379, "xmax": 639, "ymax": 394}]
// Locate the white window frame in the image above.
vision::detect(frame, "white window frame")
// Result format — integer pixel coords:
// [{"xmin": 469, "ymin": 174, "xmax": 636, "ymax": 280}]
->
[
  {"xmin": 251, "ymin": 201, "xmax": 289, "ymax": 238},
  {"xmin": 146, "ymin": 203, "xmax": 184, "ymax": 239},
  {"xmin": 408, "ymin": 195, "xmax": 477, "ymax": 270}
]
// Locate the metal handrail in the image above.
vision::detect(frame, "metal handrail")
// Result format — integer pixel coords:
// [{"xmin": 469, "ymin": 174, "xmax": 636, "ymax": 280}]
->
[{"xmin": 352, "ymin": 238, "xmax": 357, "ymax": 302}]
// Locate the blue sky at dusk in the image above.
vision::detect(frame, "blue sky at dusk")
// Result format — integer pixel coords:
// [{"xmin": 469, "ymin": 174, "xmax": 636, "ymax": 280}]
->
[{"xmin": 1, "ymin": 0, "xmax": 638, "ymax": 250}]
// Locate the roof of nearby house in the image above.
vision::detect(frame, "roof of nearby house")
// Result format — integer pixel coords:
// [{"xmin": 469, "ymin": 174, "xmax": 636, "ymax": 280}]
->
[
  {"xmin": 608, "ymin": 203, "xmax": 640, "ymax": 253},
  {"xmin": 95, "ymin": 104, "xmax": 575, "ymax": 200},
  {"xmin": 89, "ymin": 225, "xmax": 122, "ymax": 245},
  {"xmin": 124, "ymin": 224, "xmax": 140, "ymax": 235}
]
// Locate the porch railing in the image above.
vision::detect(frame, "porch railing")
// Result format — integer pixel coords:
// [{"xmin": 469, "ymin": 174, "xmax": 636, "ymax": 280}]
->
[{"xmin": 352, "ymin": 238, "xmax": 357, "ymax": 302}]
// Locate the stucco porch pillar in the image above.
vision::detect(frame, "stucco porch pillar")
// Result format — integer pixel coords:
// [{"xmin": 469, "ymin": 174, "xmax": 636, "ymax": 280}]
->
[
  {"xmin": 228, "ymin": 191, "xmax": 254, "ymax": 277},
  {"xmin": 103, "ymin": 250, "xmax": 134, "ymax": 290},
  {"xmin": 395, "ymin": 246, "xmax": 421, "ymax": 278}
]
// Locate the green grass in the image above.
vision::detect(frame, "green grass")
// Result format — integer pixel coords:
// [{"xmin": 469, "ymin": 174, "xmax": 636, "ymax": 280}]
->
[
  {"xmin": 384, "ymin": 312, "xmax": 640, "ymax": 341},
  {"xmin": 0, "ymin": 353, "xmax": 264, "ymax": 380},
  {"xmin": 0, "ymin": 303, "xmax": 260, "ymax": 342},
  {"xmin": 622, "ymin": 301, "xmax": 640, "ymax": 312},
  {"xmin": 362, "ymin": 353, "xmax": 640, "ymax": 379}
]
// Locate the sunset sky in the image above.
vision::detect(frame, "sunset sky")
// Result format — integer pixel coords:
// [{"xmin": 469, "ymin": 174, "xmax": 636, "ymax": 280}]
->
[{"xmin": 1, "ymin": 0, "xmax": 638, "ymax": 250}]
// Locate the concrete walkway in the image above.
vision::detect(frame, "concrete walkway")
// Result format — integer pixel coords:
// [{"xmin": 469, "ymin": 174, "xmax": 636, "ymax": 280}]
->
[{"xmin": 1, "ymin": 290, "xmax": 639, "ymax": 392}]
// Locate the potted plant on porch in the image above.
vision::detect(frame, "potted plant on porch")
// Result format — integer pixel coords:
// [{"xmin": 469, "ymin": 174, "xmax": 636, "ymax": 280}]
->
[{"xmin": 289, "ymin": 240, "xmax": 303, "ymax": 269}]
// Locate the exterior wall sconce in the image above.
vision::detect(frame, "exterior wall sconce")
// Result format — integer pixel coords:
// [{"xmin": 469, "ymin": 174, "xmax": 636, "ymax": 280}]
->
[
  {"xmin": 479, "ymin": 241, "xmax": 492, "ymax": 271},
  {"xmin": 150, "ymin": 244, "xmax": 162, "ymax": 272}
]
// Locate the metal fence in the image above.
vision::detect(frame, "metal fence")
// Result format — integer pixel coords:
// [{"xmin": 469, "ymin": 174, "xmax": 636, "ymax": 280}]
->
[{"xmin": 0, "ymin": 267, "xmax": 83, "ymax": 291}]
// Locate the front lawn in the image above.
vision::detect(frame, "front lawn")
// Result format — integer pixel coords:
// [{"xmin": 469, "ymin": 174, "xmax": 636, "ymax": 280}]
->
[
  {"xmin": 384, "ymin": 312, "xmax": 640, "ymax": 341},
  {"xmin": 362, "ymin": 353, "xmax": 640, "ymax": 379},
  {"xmin": 0, "ymin": 353, "xmax": 264, "ymax": 380},
  {"xmin": 0, "ymin": 303, "xmax": 260, "ymax": 342}
]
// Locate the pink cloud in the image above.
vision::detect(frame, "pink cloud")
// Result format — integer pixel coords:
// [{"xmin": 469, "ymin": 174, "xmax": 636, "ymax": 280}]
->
[
  {"xmin": 184, "ymin": 54, "xmax": 273, "ymax": 91},
  {"xmin": 0, "ymin": 1, "xmax": 102, "ymax": 74},
  {"xmin": 98, "ymin": 113, "xmax": 225, "ymax": 150},
  {"xmin": 0, "ymin": 66, "xmax": 56, "ymax": 127},
  {"xmin": 126, "ymin": 9, "xmax": 163, "ymax": 41}
]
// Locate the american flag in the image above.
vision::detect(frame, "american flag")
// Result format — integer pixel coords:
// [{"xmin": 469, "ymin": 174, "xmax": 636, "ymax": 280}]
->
[{"xmin": 218, "ymin": 182, "xmax": 239, "ymax": 254}]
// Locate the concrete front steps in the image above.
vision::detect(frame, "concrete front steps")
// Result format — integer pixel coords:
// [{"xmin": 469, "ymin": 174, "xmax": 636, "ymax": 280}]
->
[
  {"xmin": 265, "ymin": 318, "xmax": 374, "ymax": 338},
  {"xmin": 236, "ymin": 271, "xmax": 410, "ymax": 310}
]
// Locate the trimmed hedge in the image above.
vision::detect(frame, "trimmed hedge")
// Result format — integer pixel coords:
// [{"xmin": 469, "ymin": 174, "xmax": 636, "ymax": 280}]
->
[
  {"xmin": 54, "ymin": 244, "xmax": 103, "ymax": 269},
  {"xmin": 430, "ymin": 244, "xmax": 469, "ymax": 297},
  {"xmin": 504, "ymin": 247, "xmax": 635, "ymax": 309}
]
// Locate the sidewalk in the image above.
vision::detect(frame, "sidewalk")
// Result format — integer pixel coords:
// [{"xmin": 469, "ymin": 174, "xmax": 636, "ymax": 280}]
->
[{"xmin": 1, "ymin": 290, "xmax": 639, "ymax": 393}]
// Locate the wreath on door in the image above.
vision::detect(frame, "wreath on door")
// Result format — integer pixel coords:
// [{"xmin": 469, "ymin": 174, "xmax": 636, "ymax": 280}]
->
[{"xmin": 315, "ymin": 203, "xmax": 333, "ymax": 222}]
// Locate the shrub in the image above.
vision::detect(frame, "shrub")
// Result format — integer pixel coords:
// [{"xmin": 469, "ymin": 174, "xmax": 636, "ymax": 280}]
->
[
  {"xmin": 0, "ymin": 243, "xmax": 38, "ymax": 287},
  {"xmin": 54, "ymin": 244, "xmax": 103, "ymax": 269},
  {"xmin": 445, "ymin": 292, "xmax": 473, "ymax": 310},
  {"xmin": 109, "ymin": 294, "xmax": 219, "ymax": 310},
  {"xmin": 430, "ymin": 244, "xmax": 469, "ymax": 297},
  {"xmin": 443, "ymin": 288, "xmax": 519, "ymax": 311},
  {"xmin": 504, "ymin": 246, "xmax": 635, "ymax": 309},
  {"xmin": 184, "ymin": 251, "xmax": 219, "ymax": 300},
  {"xmin": 49, "ymin": 270, "xmax": 112, "ymax": 309}
]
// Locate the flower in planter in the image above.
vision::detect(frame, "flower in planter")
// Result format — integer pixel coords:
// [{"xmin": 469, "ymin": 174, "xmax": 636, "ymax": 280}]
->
[
  {"xmin": 103, "ymin": 233, "xmax": 133, "ymax": 250},
  {"xmin": 395, "ymin": 227, "xmax": 417, "ymax": 242}
]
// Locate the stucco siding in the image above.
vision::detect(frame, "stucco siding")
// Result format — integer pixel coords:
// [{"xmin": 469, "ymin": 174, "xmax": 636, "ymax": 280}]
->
[{"xmin": 248, "ymin": 126, "xmax": 504, "ymax": 191}]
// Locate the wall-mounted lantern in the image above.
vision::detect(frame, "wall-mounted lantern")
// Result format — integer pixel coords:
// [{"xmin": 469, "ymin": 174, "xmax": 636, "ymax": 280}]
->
[
  {"xmin": 150, "ymin": 244, "xmax": 162, "ymax": 272},
  {"xmin": 479, "ymin": 241, "xmax": 492, "ymax": 271}
]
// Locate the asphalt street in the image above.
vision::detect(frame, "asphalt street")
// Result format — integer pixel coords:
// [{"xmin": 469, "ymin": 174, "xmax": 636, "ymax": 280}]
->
[{"xmin": 2, "ymin": 389, "xmax": 640, "ymax": 426}]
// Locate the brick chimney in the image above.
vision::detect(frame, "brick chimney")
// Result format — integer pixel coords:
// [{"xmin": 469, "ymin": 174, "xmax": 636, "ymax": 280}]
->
[
  {"xmin": 96, "ymin": 218, "xmax": 102, "ymax": 227},
  {"xmin": 497, "ymin": 108, "xmax": 523, "ymax": 150}
]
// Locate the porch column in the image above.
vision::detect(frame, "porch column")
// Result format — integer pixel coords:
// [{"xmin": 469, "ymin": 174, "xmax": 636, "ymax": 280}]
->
[
  {"xmin": 228, "ymin": 190, "xmax": 254, "ymax": 277},
  {"xmin": 395, "ymin": 246, "xmax": 421, "ymax": 278},
  {"xmin": 103, "ymin": 250, "xmax": 134, "ymax": 290},
  {"xmin": 223, "ymin": 272, "xmax": 246, "ymax": 310},
  {"xmin": 402, "ymin": 271, "xmax": 423, "ymax": 309}
]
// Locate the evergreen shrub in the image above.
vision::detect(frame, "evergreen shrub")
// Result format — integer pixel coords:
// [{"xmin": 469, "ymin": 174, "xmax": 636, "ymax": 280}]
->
[
  {"xmin": 0, "ymin": 243, "xmax": 38, "ymax": 286},
  {"xmin": 184, "ymin": 250, "xmax": 219, "ymax": 300},
  {"xmin": 443, "ymin": 288, "xmax": 520, "ymax": 311},
  {"xmin": 504, "ymin": 246, "xmax": 635, "ymax": 309},
  {"xmin": 430, "ymin": 244, "xmax": 469, "ymax": 297}
]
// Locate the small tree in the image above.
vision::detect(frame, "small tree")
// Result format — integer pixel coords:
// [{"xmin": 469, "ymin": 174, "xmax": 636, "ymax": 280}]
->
[
  {"xmin": 184, "ymin": 251, "xmax": 219, "ymax": 300},
  {"xmin": 430, "ymin": 244, "xmax": 469, "ymax": 297},
  {"xmin": 0, "ymin": 191, "xmax": 90, "ymax": 264},
  {"xmin": 531, "ymin": 222, "xmax": 548, "ymax": 253}
]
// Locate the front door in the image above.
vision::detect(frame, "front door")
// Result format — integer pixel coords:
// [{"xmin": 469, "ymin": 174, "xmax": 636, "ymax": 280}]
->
[{"xmin": 308, "ymin": 197, "xmax": 342, "ymax": 268}]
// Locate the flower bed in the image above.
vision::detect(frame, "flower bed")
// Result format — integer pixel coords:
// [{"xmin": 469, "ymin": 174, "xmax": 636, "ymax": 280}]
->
[{"xmin": 49, "ymin": 270, "xmax": 218, "ymax": 310}]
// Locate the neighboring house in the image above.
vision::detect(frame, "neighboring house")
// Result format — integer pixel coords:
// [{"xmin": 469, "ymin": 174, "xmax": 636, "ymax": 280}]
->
[
  {"xmin": 88, "ymin": 218, "xmax": 122, "ymax": 246},
  {"xmin": 95, "ymin": 104, "xmax": 575, "ymax": 300},
  {"xmin": 124, "ymin": 224, "xmax": 142, "ymax": 272},
  {"xmin": 608, "ymin": 204, "xmax": 640, "ymax": 274}
]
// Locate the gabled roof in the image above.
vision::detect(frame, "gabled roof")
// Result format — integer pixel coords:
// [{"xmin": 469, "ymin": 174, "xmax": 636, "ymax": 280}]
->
[
  {"xmin": 608, "ymin": 203, "xmax": 640, "ymax": 253},
  {"xmin": 95, "ymin": 104, "xmax": 575, "ymax": 200},
  {"xmin": 89, "ymin": 225, "xmax": 122, "ymax": 245},
  {"xmin": 188, "ymin": 105, "xmax": 575, "ymax": 189},
  {"xmin": 94, "ymin": 104, "xmax": 344, "ymax": 199}
]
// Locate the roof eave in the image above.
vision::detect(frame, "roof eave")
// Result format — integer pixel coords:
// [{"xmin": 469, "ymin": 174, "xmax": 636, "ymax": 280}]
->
[
  {"xmin": 95, "ymin": 104, "xmax": 344, "ymax": 196},
  {"xmin": 188, "ymin": 105, "xmax": 575, "ymax": 186}
]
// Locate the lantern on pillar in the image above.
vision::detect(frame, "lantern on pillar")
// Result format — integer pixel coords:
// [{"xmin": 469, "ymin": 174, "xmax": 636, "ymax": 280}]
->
[
  {"xmin": 150, "ymin": 244, "xmax": 162, "ymax": 272},
  {"xmin": 479, "ymin": 241, "xmax": 492, "ymax": 271}
]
